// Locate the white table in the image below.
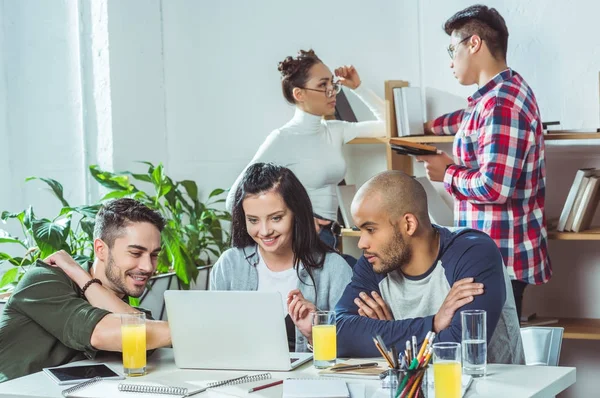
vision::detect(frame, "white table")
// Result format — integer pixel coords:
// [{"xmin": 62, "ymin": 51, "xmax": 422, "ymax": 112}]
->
[{"xmin": 0, "ymin": 349, "xmax": 575, "ymax": 398}]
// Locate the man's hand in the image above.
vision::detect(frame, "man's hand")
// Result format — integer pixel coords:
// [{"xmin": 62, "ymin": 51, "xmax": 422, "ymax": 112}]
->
[
  {"xmin": 44, "ymin": 250, "xmax": 91, "ymax": 288},
  {"xmin": 287, "ymin": 289, "xmax": 317, "ymax": 340},
  {"xmin": 334, "ymin": 65, "xmax": 361, "ymax": 90},
  {"xmin": 433, "ymin": 278, "xmax": 484, "ymax": 333},
  {"xmin": 423, "ymin": 120, "xmax": 435, "ymax": 135},
  {"xmin": 354, "ymin": 291, "xmax": 393, "ymax": 320},
  {"xmin": 416, "ymin": 151, "xmax": 455, "ymax": 182}
]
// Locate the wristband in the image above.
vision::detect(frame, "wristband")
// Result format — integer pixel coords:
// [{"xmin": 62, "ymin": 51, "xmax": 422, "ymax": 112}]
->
[{"xmin": 81, "ymin": 278, "xmax": 102, "ymax": 296}]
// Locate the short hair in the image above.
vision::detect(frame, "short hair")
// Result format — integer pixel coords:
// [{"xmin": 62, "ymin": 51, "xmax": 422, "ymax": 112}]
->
[
  {"xmin": 355, "ymin": 171, "xmax": 431, "ymax": 228},
  {"xmin": 278, "ymin": 49, "xmax": 322, "ymax": 105},
  {"xmin": 230, "ymin": 162, "xmax": 332, "ymax": 269},
  {"xmin": 93, "ymin": 198, "xmax": 165, "ymax": 247},
  {"xmin": 444, "ymin": 4, "xmax": 509, "ymax": 61}
]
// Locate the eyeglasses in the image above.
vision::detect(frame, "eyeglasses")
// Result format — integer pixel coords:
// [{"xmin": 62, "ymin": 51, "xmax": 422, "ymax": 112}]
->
[
  {"xmin": 301, "ymin": 81, "xmax": 342, "ymax": 98},
  {"xmin": 447, "ymin": 35, "xmax": 473, "ymax": 59}
]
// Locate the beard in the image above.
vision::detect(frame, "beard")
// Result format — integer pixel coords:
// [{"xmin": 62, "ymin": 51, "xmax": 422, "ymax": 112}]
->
[
  {"xmin": 371, "ymin": 226, "xmax": 412, "ymax": 274},
  {"xmin": 105, "ymin": 252, "xmax": 149, "ymax": 298}
]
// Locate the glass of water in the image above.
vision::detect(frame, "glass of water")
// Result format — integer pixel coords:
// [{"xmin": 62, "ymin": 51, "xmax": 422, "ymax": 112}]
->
[{"xmin": 461, "ymin": 309, "xmax": 487, "ymax": 377}]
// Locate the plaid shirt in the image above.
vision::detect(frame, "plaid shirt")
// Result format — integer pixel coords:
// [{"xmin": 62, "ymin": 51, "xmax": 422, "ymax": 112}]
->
[{"xmin": 433, "ymin": 69, "xmax": 551, "ymax": 285}]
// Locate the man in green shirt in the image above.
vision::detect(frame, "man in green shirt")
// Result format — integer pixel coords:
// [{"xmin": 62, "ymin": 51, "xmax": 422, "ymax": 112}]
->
[{"xmin": 0, "ymin": 198, "xmax": 172, "ymax": 383}]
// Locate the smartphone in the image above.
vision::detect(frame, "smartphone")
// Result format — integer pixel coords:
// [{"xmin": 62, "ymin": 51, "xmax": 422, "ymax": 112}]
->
[{"xmin": 43, "ymin": 363, "xmax": 124, "ymax": 385}]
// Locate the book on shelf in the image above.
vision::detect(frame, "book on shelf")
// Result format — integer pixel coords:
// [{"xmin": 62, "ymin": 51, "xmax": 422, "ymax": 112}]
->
[
  {"xmin": 392, "ymin": 87, "xmax": 424, "ymax": 137},
  {"xmin": 557, "ymin": 168, "xmax": 596, "ymax": 231},
  {"xmin": 572, "ymin": 175, "xmax": 600, "ymax": 232}
]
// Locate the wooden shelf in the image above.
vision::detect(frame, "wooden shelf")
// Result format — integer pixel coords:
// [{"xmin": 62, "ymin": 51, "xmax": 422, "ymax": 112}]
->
[
  {"xmin": 346, "ymin": 137, "xmax": 390, "ymax": 144},
  {"xmin": 347, "ymin": 133, "xmax": 600, "ymax": 145},
  {"xmin": 523, "ymin": 318, "xmax": 600, "ymax": 340},
  {"xmin": 341, "ymin": 228, "xmax": 360, "ymax": 237},
  {"xmin": 548, "ymin": 227, "xmax": 600, "ymax": 240},
  {"xmin": 345, "ymin": 227, "xmax": 600, "ymax": 240}
]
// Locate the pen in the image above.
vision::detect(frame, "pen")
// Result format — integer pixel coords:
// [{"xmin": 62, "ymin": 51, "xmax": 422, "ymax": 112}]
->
[
  {"xmin": 405, "ymin": 341, "xmax": 412, "ymax": 364},
  {"xmin": 248, "ymin": 379, "xmax": 283, "ymax": 393},
  {"xmin": 411, "ymin": 336, "xmax": 417, "ymax": 361},
  {"xmin": 331, "ymin": 362, "xmax": 379, "ymax": 372}
]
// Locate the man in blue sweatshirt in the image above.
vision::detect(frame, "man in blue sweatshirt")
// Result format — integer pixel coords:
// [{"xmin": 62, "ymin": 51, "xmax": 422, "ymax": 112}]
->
[{"xmin": 335, "ymin": 171, "xmax": 524, "ymax": 364}]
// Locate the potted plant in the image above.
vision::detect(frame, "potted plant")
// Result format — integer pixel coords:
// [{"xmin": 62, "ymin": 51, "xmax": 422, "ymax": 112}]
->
[{"xmin": 1, "ymin": 164, "xmax": 230, "ymax": 317}]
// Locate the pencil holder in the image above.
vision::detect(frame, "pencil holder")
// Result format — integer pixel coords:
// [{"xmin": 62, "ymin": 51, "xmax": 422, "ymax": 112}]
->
[
  {"xmin": 392, "ymin": 366, "xmax": 429, "ymax": 398},
  {"xmin": 381, "ymin": 368, "xmax": 400, "ymax": 393}
]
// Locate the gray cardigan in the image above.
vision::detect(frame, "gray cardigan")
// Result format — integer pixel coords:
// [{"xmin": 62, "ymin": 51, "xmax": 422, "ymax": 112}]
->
[{"xmin": 210, "ymin": 245, "xmax": 353, "ymax": 352}]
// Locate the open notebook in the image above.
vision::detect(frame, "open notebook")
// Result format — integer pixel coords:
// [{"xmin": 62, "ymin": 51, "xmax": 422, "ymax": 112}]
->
[{"xmin": 61, "ymin": 373, "xmax": 275, "ymax": 398}]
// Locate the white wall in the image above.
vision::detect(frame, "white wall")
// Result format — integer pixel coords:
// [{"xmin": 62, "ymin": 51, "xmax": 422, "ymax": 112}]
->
[{"xmin": 0, "ymin": 0, "xmax": 87, "ymax": 218}]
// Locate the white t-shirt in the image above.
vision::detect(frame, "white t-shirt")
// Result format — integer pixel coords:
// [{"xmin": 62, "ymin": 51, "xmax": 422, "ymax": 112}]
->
[
  {"xmin": 256, "ymin": 252, "xmax": 298, "ymax": 315},
  {"xmin": 225, "ymin": 85, "xmax": 386, "ymax": 220}
]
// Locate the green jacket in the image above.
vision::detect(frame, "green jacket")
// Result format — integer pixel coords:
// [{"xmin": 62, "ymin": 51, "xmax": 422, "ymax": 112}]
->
[{"xmin": 0, "ymin": 261, "xmax": 110, "ymax": 383}]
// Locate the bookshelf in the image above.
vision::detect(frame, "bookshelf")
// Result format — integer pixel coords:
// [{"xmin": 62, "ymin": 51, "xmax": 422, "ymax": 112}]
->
[
  {"xmin": 344, "ymin": 80, "xmax": 600, "ymax": 340},
  {"xmin": 348, "ymin": 132, "xmax": 600, "ymax": 145}
]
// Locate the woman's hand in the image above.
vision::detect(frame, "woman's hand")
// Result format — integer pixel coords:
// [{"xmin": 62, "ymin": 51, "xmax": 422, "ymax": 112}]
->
[
  {"xmin": 44, "ymin": 250, "xmax": 91, "ymax": 288},
  {"xmin": 287, "ymin": 289, "xmax": 317, "ymax": 340},
  {"xmin": 335, "ymin": 65, "xmax": 361, "ymax": 90}
]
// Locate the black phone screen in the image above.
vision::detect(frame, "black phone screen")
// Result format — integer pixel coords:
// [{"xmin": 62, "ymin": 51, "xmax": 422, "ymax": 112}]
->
[{"xmin": 46, "ymin": 364, "xmax": 120, "ymax": 382}]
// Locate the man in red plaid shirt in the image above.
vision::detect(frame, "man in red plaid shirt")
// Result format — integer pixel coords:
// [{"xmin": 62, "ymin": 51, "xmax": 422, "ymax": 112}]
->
[{"xmin": 418, "ymin": 5, "xmax": 551, "ymax": 319}]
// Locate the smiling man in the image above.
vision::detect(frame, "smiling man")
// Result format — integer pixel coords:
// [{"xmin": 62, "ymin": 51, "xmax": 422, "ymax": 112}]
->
[
  {"xmin": 0, "ymin": 199, "xmax": 171, "ymax": 383},
  {"xmin": 335, "ymin": 171, "xmax": 524, "ymax": 364}
]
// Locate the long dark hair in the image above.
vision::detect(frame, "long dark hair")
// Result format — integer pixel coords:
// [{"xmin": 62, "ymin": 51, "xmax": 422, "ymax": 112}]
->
[{"xmin": 231, "ymin": 163, "xmax": 332, "ymax": 277}]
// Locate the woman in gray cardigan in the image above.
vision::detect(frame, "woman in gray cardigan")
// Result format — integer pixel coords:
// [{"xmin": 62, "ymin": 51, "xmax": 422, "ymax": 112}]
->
[{"xmin": 211, "ymin": 163, "xmax": 352, "ymax": 353}]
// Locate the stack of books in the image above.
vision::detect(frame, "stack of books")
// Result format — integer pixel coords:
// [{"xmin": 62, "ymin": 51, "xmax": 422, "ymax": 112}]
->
[{"xmin": 557, "ymin": 168, "xmax": 600, "ymax": 232}]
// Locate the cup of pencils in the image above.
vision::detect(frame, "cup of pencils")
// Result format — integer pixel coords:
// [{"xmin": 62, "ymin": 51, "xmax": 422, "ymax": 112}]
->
[{"xmin": 373, "ymin": 331, "xmax": 436, "ymax": 398}]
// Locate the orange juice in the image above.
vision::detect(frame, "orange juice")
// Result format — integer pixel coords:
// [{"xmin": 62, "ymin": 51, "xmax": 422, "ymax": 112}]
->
[
  {"xmin": 312, "ymin": 324, "xmax": 336, "ymax": 361},
  {"xmin": 433, "ymin": 361, "xmax": 462, "ymax": 398},
  {"xmin": 121, "ymin": 324, "xmax": 146, "ymax": 370}
]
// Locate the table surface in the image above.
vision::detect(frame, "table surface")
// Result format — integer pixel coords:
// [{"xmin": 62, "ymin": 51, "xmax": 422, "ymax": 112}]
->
[{"xmin": 0, "ymin": 349, "xmax": 576, "ymax": 398}]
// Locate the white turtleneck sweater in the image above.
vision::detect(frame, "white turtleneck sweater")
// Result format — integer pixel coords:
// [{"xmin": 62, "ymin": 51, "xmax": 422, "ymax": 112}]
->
[{"xmin": 226, "ymin": 85, "xmax": 386, "ymax": 220}]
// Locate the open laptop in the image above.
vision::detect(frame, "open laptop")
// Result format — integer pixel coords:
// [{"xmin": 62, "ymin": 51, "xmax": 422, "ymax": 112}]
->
[{"xmin": 164, "ymin": 291, "xmax": 313, "ymax": 371}]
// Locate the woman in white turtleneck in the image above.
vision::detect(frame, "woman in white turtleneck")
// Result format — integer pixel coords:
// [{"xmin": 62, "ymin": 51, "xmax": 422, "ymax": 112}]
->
[{"xmin": 225, "ymin": 49, "xmax": 385, "ymax": 261}]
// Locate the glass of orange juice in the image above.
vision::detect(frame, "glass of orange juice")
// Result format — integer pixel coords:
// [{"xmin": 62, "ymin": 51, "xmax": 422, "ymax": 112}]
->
[
  {"xmin": 433, "ymin": 342, "xmax": 462, "ymax": 398},
  {"xmin": 121, "ymin": 313, "xmax": 147, "ymax": 376},
  {"xmin": 311, "ymin": 311, "xmax": 336, "ymax": 368}
]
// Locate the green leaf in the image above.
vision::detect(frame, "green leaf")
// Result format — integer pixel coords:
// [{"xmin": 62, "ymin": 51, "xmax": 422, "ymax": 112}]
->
[
  {"xmin": 180, "ymin": 180, "xmax": 199, "ymax": 201},
  {"xmin": 161, "ymin": 224, "xmax": 197, "ymax": 288},
  {"xmin": 208, "ymin": 188, "xmax": 225, "ymax": 198},
  {"xmin": 100, "ymin": 190, "xmax": 132, "ymax": 201},
  {"xmin": 73, "ymin": 205, "xmax": 101, "ymax": 219},
  {"xmin": 0, "ymin": 267, "xmax": 19, "ymax": 288},
  {"xmin": 32, "ymin": 218, "xmax": 70, "ymax": 258},
  {"xmin": 80, "ymin": 218, "xmax": 96, "ymax": 240},
  {"xmin": 72, "ymin": 254, "xmax": 92, "ymax": 266},
  {"xmin": 26, "ymin": 177, "xmax": 70, "ymax": 207},
  {"xmin": 89, "ymin": 165, "xmax": 133, "ymax": 191},
  {"xmin": 128, "ymin": 173, "xmax": 152, "ymax": 183},
  {"xmin": 0, "ymin": 252, "xmax": 21, "ymax": 266},
  {"xmin": 0, "ymin": 230, "xmax": 27, "ymax": 248},
  {"xmin": 1, "ymin": 210, "xmax": 24, "ymax": 223},
  {"xmin": 59, "ymin": 207, "xmax": 74, "ymax": 217},
  {"xmin": 24, "ymin": 206, "xmax": 35, "ymax": 229}
]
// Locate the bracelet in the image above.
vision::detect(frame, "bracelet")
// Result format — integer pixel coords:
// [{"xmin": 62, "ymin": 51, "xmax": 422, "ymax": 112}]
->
[{"xmin": 81, "ymin": 278, "xmax": 102, "ymax": 296}]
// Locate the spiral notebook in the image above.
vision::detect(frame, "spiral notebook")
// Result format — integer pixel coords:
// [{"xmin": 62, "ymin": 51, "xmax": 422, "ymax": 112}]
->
[{"xmin": 61, "ymin": 373, "xmax": 272, "ymax": 397}]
